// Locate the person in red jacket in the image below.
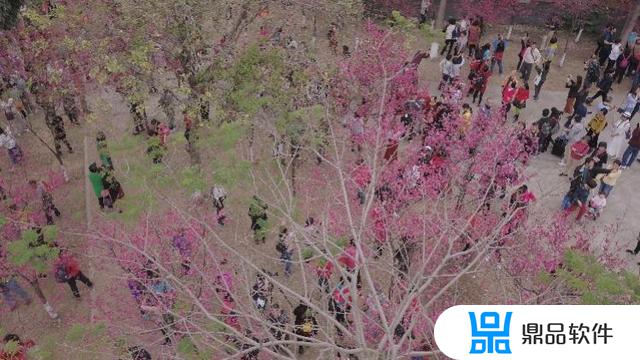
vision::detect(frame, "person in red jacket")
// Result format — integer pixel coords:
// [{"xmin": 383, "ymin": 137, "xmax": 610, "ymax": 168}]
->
[
  {"xmin": 0, "ymin": 334, "xmax": 34, "ymax": 360},
  {"xmin": 470, "ymin": 65, "xmax": 491, "ymax": 105},
  {"xmin": 54, "ymin": 251, "xmax": 93, "ymax": 298},
  {"xmin": 512, "ymin": 83, "xmax": 530, "ymax": 122},
  {"xmin": 315, "ymin": 258, "xmax": 333, "ymax": 293},
  {"xmin": 560, "ymin": 136, "xmax": 592, "ymax": 176}
]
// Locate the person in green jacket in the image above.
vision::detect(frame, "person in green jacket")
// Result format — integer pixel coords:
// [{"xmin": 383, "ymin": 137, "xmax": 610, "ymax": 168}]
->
[
  {"xmin": 248, "ymin": 196, "xmax": 268, "ymax": 243},
  {"xmin": 88, "ymin": 162, "xmax": 108, "ymax": 209}
]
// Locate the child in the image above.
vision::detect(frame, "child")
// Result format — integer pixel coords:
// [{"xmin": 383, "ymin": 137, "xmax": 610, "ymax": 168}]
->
[{"xmin": 588, "ymin": 192, "xmax": 607, "ymax": 220}]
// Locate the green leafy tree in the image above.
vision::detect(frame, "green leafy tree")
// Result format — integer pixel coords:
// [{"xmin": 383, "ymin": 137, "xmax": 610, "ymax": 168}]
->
[
  {"xmin": 547, "ymin": 250, "xmax": 640, "ymax": 305},
  {"xmin": 0, "ymin": 0, "xmax": 22, "ymax": 30},
  {"xmin": 4, "ymin": 225, "xmax": 60, "ymax": 318}
]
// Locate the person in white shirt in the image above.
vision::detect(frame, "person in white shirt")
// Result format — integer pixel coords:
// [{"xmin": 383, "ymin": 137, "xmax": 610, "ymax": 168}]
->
[
  {"xmin": 0, "ymin": 127, "xmax": 22, "ymax": 165},
  {"xmin": 519, "ymin": 42, "xmax": 541, "ymax": 82},
  {"xmin": 606, "ymin": 39, "xmax": 623, "ymax": 73},
  {"xmin": 440, "ymin": 18, "xmax": 458, "ymax": 57},
  {"xmin": 438, "ymin": 54, "xmax": 454, "ymax": 90},
  {"xmin": 456, "ymin": 19, "xmax": 469, "ymax": 52},
  {"xmin": 451, "ymin": 51, "xmax": 465, "ymax": 78},
  {"xmin": 607, "ymin": 114, "xmax": 631, "ymax": 159},
  {"xmin": 210, "ymin": 185, "xmax": 227, "ymax": 225},
  {"xmin": 621, "ymin": 89, "xmax": 640, "ymax": 113}
]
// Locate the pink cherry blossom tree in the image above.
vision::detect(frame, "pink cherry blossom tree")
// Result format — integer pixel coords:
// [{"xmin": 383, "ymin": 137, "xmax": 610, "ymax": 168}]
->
[{"xmin": 81, "ymin": 23, "xmax": 624, "ymax": 359}]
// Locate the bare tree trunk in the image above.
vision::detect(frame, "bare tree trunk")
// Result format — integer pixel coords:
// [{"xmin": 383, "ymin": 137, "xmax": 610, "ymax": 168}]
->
[
  {"xmin": 435, "ymin": 0, "xmax": 447, "ymax": 29},
  {"xmin": 622, "ymin": 2, "xmax": 640, "ymax": 47}
]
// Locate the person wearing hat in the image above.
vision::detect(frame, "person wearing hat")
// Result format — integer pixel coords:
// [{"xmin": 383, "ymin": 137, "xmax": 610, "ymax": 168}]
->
[{"xmin": 607, "ymin": 112, "xmax": 631, "ymax": 159}]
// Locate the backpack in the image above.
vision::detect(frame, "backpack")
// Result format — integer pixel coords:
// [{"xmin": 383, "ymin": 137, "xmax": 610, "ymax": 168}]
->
[
  {"xmin": 301, "ymin": 318, "xmax": 314, "ymax": 334},
  {"xmin": 54, "ymin": 263, "xmax": 70, "ymax": 283},
  {"xmin": 452, "ymin": 26, "xmax": 460, "ymax": 39},
  {"xmin": 540, "ymin": 121, "xmax": 552, "ymax": 136},
  {"xmin": 473, "ymin": 74, "xmax": 485, "ymax": 88}
]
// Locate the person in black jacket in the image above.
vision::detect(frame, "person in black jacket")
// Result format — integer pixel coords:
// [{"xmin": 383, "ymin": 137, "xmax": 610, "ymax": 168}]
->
[
  {"xmin": 293, "ymin": 303, "xmax": 318, "ymax": 355},
  {"xmin": 587, "ymin": 70, "xmax": 614, "ymax": 104},
  {"xmin": 533, "ymin": 60, "xmax": 551, "ymax": 100}
]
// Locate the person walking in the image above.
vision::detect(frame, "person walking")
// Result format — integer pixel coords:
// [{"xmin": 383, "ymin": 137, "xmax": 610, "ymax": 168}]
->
[
  {"xmin": 490, "ymin": 33, "xmax": 506, "ymax": 75},
  {"xmin": 534, "ymin": 109, "xmax": 556, "ymax": 152},
  {"xmin": 210, "ymin": 185, "xmax": 227, "ymax": 226},
  {"xmin": 275, "ymin": 229, "xmax": 294, "ymax": 277},
  {"xmin": 545, "ymin": 33, "xmax": 559, "ymax": 61},
  {"xmin": 54, "ymin": 250, "xmax": 93, "ymax": 298},
  {"xmin": 130, "ymin": 102, "xmax": 147, "ymax": 135},
  {"xmin": 438, "ymin": 54, "xmax": 454, "ymax": 90},
  {"xmin": 606, "ymin": 38, "xmax": 623, "ymax": 73},
  {"xmin": 248, "ymin": 196, "xmax": 268, "ymax": 243},
  {"xmin": 520, "ymin": 41, "xmax": 541, "ymax": 83},
  {"xmin": 29, "ymin": 180, "xmax": 60, "ymax": 225},
  {"xmin": 533, "ymin": 60, "xmax": 551, "ymax": 100},
  {"xmin": 62, "ymin": 94, "xmax": 80, "ymax": 125},
  {"xmin": 512, "ymin": 83, "xmax": 529, "ymax": 122},
  {"xmin": 598, "ymin": 26, "xmax": 616, "ymax": 66},
  {"xmin": 451, "ymin": 50, "xmax": 465, "ymax": 80},
  {"xmin": 471, "ymin": 65, "xmax": 491, "ymax": 105},
  {"xmin": 0, "ymin": 127, "xmax": 23, "ymax": 166},
  {"xmin": 467, "ymin": 20, "xmax": 481, "ymax": 58},
  {"xmin": 47, "ymin": 114, "xmax": 73, "ymax": 156},
  {"xmin": 0, "ymin": 275, "xmax": 31, "ymax": 311},
  {"xmin": 595, "ymin": 25, "xmax": 614, "ymax": 57},
  {"xmin": 620, "ymin": 123, "xmax": 640, "ymax": 168},
  {"xmin": 441, "ymin": 19, "xmax": 458, "ymax": 57},
  {"xmin": 565, "ymin": 179, "xmax": 598, "ymax": 222},
  {"xmin": 607, "ymin": 113, "xmax": 631, "ymax": 159},
  {"xmin": 586, "ymin": 70, "xmax": 614, "ymax": 105},
  {"xmin": 456, "ymin": 19, "xmax": 469, "ymax": 53},
  {"xmin": 614, "ymin": 49, "xmax": 631, "ymax": 84},
  {"xmin": 620, "ymin": 88, "xmax": 640, "ymax": 117},
  {"xmin": 1, "ymin": 98, "xmax": 25, "ymax": 136},
  {"xmin": 501, "ymin": 78, "xmax": 518, "ymax": 115},
  {"xmin": 583, "ymin": 54, "xmax": 601, "ymax": 90},
  {"xmin": 585, "ymin": 108, "xmax": 608, "ymax": 149},
  {"xmin": 159, "ymin": 89, "xmax": 178, "ymax": 130},
  {"xmin": 516, "ymin": 33, "xmax": 530, "ymax": 70}
]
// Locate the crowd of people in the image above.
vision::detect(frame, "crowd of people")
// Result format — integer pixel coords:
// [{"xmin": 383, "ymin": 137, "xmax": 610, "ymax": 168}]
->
[
  {"xmin": 3, "ymin": 10, "xmax": 640, "ymax": 359},
  {"xmin": 435, "ymin": 16, "xmax": 640, "ymax": 228}
]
